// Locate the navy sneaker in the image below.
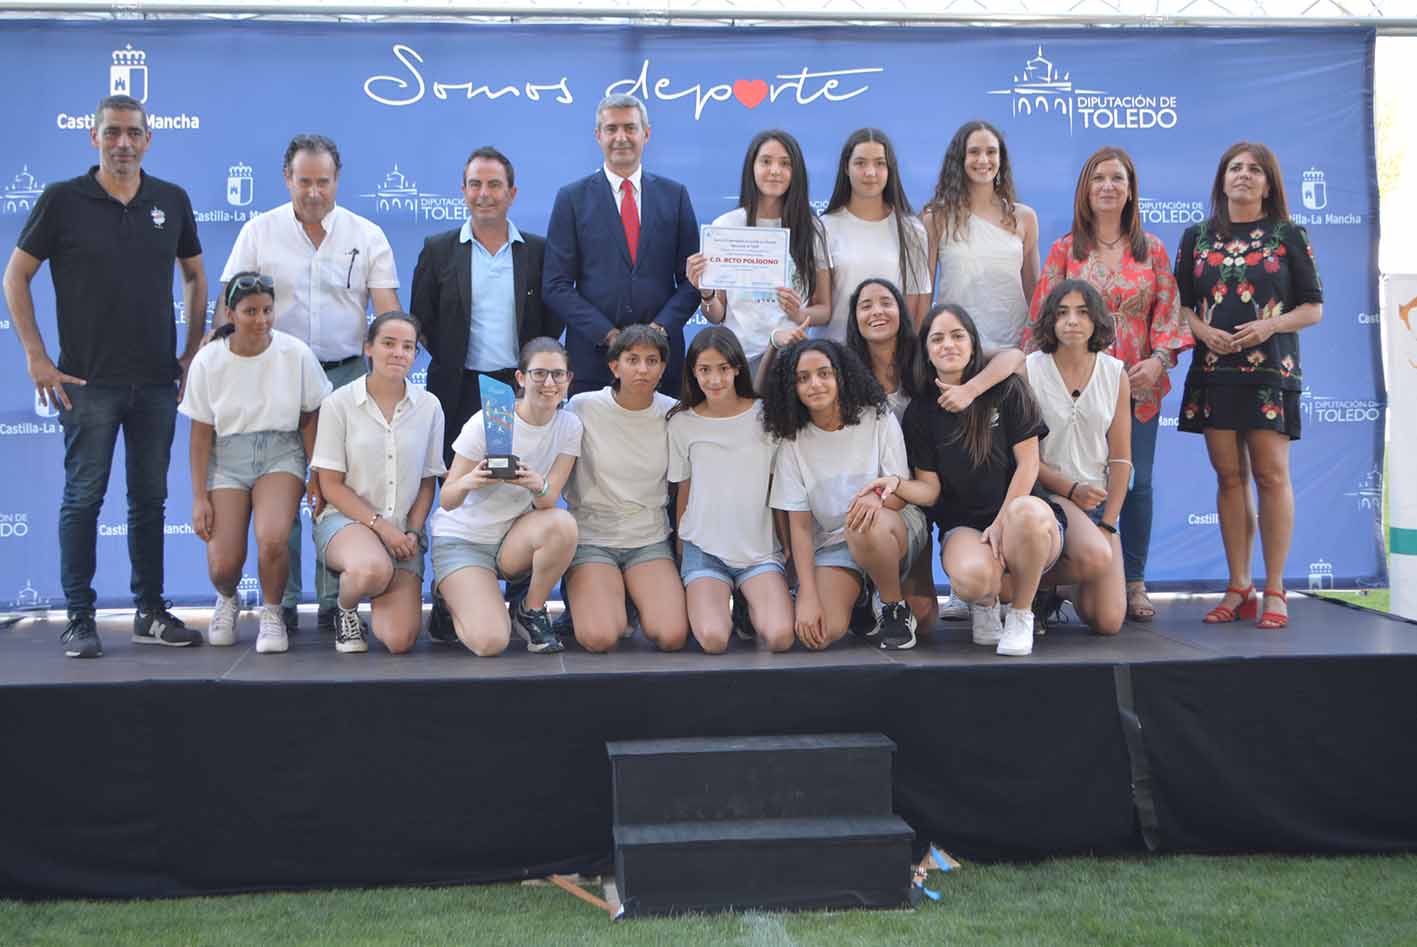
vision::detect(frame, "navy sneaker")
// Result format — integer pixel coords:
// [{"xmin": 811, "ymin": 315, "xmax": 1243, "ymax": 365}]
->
[
  {"xmin": 61, "ymin": 614, "xmax": 102, "ymax": 658},
  {"xmin": 731, "ymin": 592, "xmax": 757, "ymax": 642},
  {"xmin": 427, "ymin": 593, "xmax": 458, "ymax": 644},
  {"xmin": 878, "ymin": 601, "xmax": 918, "ymax": 651},
  {"xmin": 849, "ymin": 582, "xmax": 878, "ymax": 639},
  {"xmin": 511, "ymin": 598, "xmax": 563, "ymax": 654},
  {"xmin": 133, "ymin": 602, "xmax": 200, "ymax": 647}
]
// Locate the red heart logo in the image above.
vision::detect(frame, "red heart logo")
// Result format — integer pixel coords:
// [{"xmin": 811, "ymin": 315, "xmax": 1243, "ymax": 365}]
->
[{"xmin": 733, "ymin": 79, "xmax": 769, "ymax": 109}]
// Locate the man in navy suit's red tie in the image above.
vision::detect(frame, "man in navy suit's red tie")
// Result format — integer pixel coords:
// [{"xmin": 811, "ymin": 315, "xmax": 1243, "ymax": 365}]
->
[{"xmin": 543, "ymin": 93, "xmax": 700, "ymax": 396}]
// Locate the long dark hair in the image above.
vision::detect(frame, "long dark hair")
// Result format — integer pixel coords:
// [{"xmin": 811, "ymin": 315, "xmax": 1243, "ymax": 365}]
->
[
  {"xmin": 668, "ymin": 326, "xmax": 756, "ymax": 419},
  {"xmin": 1208, "ymin": 140, "xmax": 1290, "ymax": 240},
  {"xmin": 923, "ymin": 120, "xmax": 1018, "ymax": 244},
  {"xmin": 920, "ymin": 303, "xmax": 1041, "ymax": 469},
  {"xmin": 761, "ymin": 339, "xmax": 886, "ymax": 441},
  {"xmin": 214, "ymin": 271, "xmax": 275, "ymax": 340},
  {"xmin": 825, "ymin": 128, "xmax": 921, "ymax": 297},
  {"xmin": 739, "ymin": 130, "xmax": 822, "ymax": 297},
  {"xmin": 1070, "ymin": 147, "xmax": 1147, "ymax": 263},
  {"xmin": 844, "ymin": 278, "xmax": 920, "ymax": 401}
]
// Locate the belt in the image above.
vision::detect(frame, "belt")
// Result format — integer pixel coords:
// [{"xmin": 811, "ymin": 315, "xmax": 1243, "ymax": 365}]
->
[{"xmin": 320, "ymin": 354, "xmax": 362, "ymax": 371}]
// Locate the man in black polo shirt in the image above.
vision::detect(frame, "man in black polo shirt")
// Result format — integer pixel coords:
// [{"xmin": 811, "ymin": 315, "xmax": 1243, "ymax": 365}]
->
[{"xmin": 2, "ymin": 94, "xmax": 207, "ymax": 658}]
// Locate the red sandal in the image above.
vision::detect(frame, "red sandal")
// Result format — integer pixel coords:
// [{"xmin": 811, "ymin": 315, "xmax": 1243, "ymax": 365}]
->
[
  {"xmin": 1203, "ymin": 585, "xmax": 1256, "ymax": 624},
  {"xmin": 1256, "ymin": 590, "xmax": 1288, "ymax": 630}
]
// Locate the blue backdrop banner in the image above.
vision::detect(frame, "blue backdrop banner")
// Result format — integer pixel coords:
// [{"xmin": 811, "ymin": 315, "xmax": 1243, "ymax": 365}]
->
[{"xmin": 0, "ymin": 21, "xmax": 1381, "ymax": 607}]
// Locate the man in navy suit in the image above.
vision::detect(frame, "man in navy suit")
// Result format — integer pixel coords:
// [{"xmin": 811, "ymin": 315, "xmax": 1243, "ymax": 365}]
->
[{"xmin": 544, "ymin": 93, "xmax": 700, "ymax": 396}]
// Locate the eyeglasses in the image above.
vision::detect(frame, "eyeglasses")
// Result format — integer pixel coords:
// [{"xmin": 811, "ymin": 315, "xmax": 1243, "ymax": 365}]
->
[
  {"xmin": 226, "ymin": 274, "xmax": 274, "ymax": 307},
  {"xmin": 525, "ymin": 368, "xmax": 571, "ymax": 384}
]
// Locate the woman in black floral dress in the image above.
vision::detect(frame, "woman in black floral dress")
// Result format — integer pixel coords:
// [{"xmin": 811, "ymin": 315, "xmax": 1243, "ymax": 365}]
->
[{"xmin": 1174, "ymin": 142, "xmax": 1323, "ymax": 630}]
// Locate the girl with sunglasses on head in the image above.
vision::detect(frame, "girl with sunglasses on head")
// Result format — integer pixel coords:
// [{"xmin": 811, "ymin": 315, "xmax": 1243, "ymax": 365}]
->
[
  {"xmin": 686, "ymin": 130, "xmax": 831, "ymax": 376},
  {"xmin": 310, "ymin": 311, "xmax": 446, "ymax": 655},
  {"xmin": 763, "ymin": 339, "xmax": 930, "ymax": 651},
  {"xmin": 428, "ymin": 337, "xmax": 581, "ymax": 656},
  {"xmin": 564, "ymin": 325, "xmax": 688, "ymax": 653},
  {"xmin": 668, "ymin": 327, "xmax": 794, "ymax": 653},
  {"xmin": 181, "ymin": 271, "xmax": 332, "ymax": 654},
  {"xmin": 1023, "ymin": 281, "xmax": 1130, "ymax": 636},
  {"xmin": 819, "ymin": 128, "xmax": 932, "ymax": 340}
]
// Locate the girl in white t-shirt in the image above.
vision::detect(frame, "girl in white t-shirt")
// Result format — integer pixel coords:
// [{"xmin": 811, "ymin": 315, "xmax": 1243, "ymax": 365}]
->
[
  {"xmin": 564, "ymin": 325, "xmax": 687, "ymax": 653},
  {"xmin": 685, "ymin": 130, "xmax": 831, "ymax": 370},
  {"xmin": 428, "ymin": 338, "xmax": 581, "ymax": 657},
  {"xmin": 1024, "ymin": 280, "xmax": 1130, "ymax": 635},
  {"xmin": 668, "ymin": 327, "xmax": 793, "ymax": 653},
  {"xmin": 181, "ymin": 272, "xmax": 332, "ymax": 654},
  {"xmin": 763, "ymin": 339, "xmax": 929, "ymax": 651},
  {"xmin": 312, "ymin": 312, "xmax": 447, "ymax": 655},
  {"xmin": 819, "ymin": 128, "xmax": 932, "ymax": 340}
]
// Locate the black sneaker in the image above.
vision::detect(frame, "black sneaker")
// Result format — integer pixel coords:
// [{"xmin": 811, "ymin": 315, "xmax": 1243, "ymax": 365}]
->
[
  {"xmin": 61, "ymin": 614, "xmax": 103, "ymax": 658},
  {"xmin": 511, "ymin": 599, "xmax": 563, "ymax": 654},
  {"xmin": 133, "ymin": 602, "xmax": 200, "ymax": 647},
  {"xmin": 334, "ymin": 606, "xmax": 369, "ymax": 654},
  {"xmin": 427, "ymin": 593, "xmax": 458, "ymax": 644},
  {"xmin": 849, "ymin": 581, "xmax": 878, "ymax": 638},
  {"xmin": 318, "ymin": 605, "xmax": 364, "ymax": 640},
  {"xmin": 286, "ymin": 605, "xmax": 303, "ymax": 637},
  {"xmin": 731, "ymin": 592, "xmax": 757, "ymax": 642},
  {"xmin": 878, "ymin": 601, "xmax": 918, "ymax": 651}
]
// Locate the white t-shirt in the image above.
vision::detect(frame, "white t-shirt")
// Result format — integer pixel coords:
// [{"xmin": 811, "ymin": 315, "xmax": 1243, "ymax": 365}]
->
[
  {"xmin": 310, "ymin": 377, "xmax": 447, "ymax": 532},
  {"xmin": 179, "ymin": 330, "xmax": 331, "ymax": 435},
  {"xmin": 819, "ymin": 209, "xmax": 930, "ymax": 343},
  {"xmin": 429, "ymin": 408, "xmax": 583, "ymax": 544},
  {"xmin": 770, "ymin": 409, "xmax": 910, "ymax": 551},
  {"xmin": 1025, "ymin": 350, "xmax": 1124, "ymax": 491},
  {"xmin": 220, "ymin": 202, "xmax": 400, "ymax": 362},
  {"xmin": 711, "ymin": 207, "xmax": 828, "ymax": 361},
  {"xmin": 667, "ymin": 401, "xmax": 780, "ymax": 568},
  {"xmin": 565, "ymin": 387, "xmax": 674, "ymax": 548}
]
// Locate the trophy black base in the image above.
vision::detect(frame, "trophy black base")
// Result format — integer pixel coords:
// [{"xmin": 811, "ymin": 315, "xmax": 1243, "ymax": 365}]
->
[{"xmin": 485, "ymin": 454, "xmax": 520, "ymax": 480}]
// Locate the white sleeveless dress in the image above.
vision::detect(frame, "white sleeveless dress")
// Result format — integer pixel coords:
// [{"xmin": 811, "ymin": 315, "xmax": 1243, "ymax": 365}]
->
[
  {"xmin": 933, "ymin": 216, "xmax": 1028, "ymax": 353},
  {"xmin": 1025, "ymin": 350, "xmax": 1124, "ymax": 492}
]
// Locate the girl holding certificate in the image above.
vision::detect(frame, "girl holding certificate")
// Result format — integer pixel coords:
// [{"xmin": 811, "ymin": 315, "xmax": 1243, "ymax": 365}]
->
[{"xmin": 685, "ymin": 130, "xmax": 830, "ymax": 372}]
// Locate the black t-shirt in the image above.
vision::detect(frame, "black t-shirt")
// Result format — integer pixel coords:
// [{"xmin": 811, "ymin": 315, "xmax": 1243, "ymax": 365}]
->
[
  {"xmin": 902, "ymin": 378, "xmax": 1048, "ymax": 535},
  {"xmin": 17, "ymin": 167, "xmax": 201, "ymax": 384}
]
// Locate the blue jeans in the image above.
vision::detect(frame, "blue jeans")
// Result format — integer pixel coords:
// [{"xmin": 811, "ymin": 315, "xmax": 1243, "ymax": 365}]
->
[
  {"xmin": 58, "ymin": 382, "xmax": 178, "ymax": 616},
  {"xmin": 1120, "ymin": 411, "xmax": 1158, "ymax": 583}
]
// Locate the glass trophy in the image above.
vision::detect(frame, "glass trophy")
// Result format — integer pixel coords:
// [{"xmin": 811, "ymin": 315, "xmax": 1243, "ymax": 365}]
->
[{"xmin": 478, "ymin": 376, "xmax": 519, "ymax": 480}]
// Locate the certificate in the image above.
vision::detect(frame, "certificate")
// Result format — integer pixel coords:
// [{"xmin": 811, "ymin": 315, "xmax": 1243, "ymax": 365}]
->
[{"xmin": 699, "ymin": 225, "xmax": 790, "ymax": 293}]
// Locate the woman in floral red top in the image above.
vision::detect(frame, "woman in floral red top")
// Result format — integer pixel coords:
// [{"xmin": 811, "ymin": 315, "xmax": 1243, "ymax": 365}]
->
[
  {"xmin": 1023, "ymin": 147, "xmax": 1191, "ymax": 622},
  {"xmin": 1174, "ymin": 142, "xmax": 1323, "ymax": 630}
]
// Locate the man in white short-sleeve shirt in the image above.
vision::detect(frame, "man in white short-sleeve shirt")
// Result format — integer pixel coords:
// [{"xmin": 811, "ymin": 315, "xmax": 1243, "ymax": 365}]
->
[{"xmin": 215, "ymin": 134, "xmax": 402, "ymax": 635}]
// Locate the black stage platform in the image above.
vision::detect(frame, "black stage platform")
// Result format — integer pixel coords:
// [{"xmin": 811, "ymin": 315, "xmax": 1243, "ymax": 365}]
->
[{"xmin": 2, "ymin": 595, "xmax": 1415, "ymax": 899}]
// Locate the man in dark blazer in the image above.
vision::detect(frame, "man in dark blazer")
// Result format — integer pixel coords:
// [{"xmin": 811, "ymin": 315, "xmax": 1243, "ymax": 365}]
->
[
  {"xmin": 543, "ymin": 93, "xmax": 700, "ymax": 397},
  {"xmin": 411, "ymin": 146, "xmax": 559, "ymax": 466}
]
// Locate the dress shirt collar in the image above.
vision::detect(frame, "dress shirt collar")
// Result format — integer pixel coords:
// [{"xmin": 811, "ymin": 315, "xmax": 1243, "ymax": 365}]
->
[
  {"xmin": 602, "ymin": 164, "xmax": 643, "ymax": 198},
  {"xmin": 458, "ymin": 218, "xmax": 525, "ymax": 250},
  {"xmin": 350, "ymin": 374, "xmax": 419, "ymax": 413}
]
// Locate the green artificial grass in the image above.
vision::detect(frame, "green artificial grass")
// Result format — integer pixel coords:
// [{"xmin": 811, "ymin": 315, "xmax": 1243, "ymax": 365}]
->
[
  {"xmin": 4, "ymin": 854, "xmax": 1416, "ymax": 946},
  {"xmin": 1318, "ymin": 588, "xmax": 1393, "ymax": 613}
]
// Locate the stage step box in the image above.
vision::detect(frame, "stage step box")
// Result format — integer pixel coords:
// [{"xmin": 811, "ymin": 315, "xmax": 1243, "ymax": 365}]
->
[
  {"xmin": 614, "ymin": 816, "xmax": 914, "ymax": 915},
  {"xmin": 606, "ymin": 733, "xmax": 896, "ymax": 825}
]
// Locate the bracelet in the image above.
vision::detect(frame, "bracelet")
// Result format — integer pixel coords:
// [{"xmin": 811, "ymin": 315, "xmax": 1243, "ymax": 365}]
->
[
  {"xmin": 366, "ymin": 511, "xmax": 381, "ymax": 529},
  {"xmin": 1066, "ymin": 482, "xmax": 1079, "ymax": 501},
  {"xmin": 535, "ymin": 477, "xmax": 551, "ymax": 499},
  {"xmin": 1097, "ymin": 520, "xmax": 1118, "ymax": 534}
]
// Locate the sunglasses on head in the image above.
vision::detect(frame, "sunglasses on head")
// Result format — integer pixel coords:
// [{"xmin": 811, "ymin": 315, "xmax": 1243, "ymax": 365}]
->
[{"xmin": 226, "ymin": 274, "xmax": 275, "ymax": 308}]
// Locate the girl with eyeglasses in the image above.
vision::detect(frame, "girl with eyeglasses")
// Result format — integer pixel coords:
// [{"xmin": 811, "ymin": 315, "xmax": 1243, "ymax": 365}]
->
[
  {"xmin": 667, "ymin": 327, "xmax": 793, "ymax": 653},
  {"xmin": 427, "ymin": 337, "xmax": 581, "ymax": 656},
  {"xmin": 763, "ymin": 339, "xmax": 930, "ymax": 652},
  {"xmin": 310, "ymin": 311, "xmax": 446, "ymax": 655},
  {"xmin": 180, "ymin": 271, "xmax": 332, "ymax": 654},
  {"xmin": 563, "ymin": 325, "xmax": 688, "ymax": 653}
]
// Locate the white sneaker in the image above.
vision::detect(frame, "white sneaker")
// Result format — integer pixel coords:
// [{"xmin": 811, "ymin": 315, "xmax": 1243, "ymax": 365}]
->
[
  {"xmin": 255, "ymin": 605, "xmax": 289, "ymax": 654},
  {"xmin": 334, "ymin": 606, "xmax": 368, "ymax": 654},
  {"xmin": 970, "ymin": 599, "xmax": 1004, "ymax": 646},
  {"xmin": 208, "ymin": 593, "xmax": 239, "ymax": 646},
  {"xmin": 997, "ymin": 607, "xmax": 1035, "ymax": 657},
  {"xmin": 939, "ymin": 592, "xmax": 971, "ymax": 621}
]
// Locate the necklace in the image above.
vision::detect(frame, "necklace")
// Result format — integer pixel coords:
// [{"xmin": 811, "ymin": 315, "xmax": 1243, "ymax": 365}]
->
[
  {"xmin": 1057, "ymin": 354, "xmax": 1096, "ymax": 401},
  {"xmin": 1096, "ymin": 233, "xmax": 1125, "ymax": 249}
]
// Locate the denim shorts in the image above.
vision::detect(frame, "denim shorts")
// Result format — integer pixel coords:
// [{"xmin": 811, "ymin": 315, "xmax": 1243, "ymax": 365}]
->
[
  {"xmin": 811, "ymin": 504, "xmax": 930, "ymax": 580},
  {"xmin": 942, "ymin": 499, "xmax": 1068, "ymax": 573},
  {"xmin": 680, "ymin": 541, "xmax": 784, "ymax": 589},
  {"xmin": 208, "ymin": 430, "xmax": 306, "ymax": 492},
  {"xmin": 315, "ymin": 510, "xmax": 427, "ymax": 580},
  {"xmin": 430, "ymin": 533, "xmax": 530, "ymax": 587},
  {"xmin": 570, "ymin": 539, "xmax": 675, "ymax": 571}
]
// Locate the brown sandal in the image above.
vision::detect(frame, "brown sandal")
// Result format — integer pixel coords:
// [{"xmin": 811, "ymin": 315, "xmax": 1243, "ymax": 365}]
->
[{"xmin": 1126, "ymin": 582, "xmax": 1156, "ymax": 622}]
